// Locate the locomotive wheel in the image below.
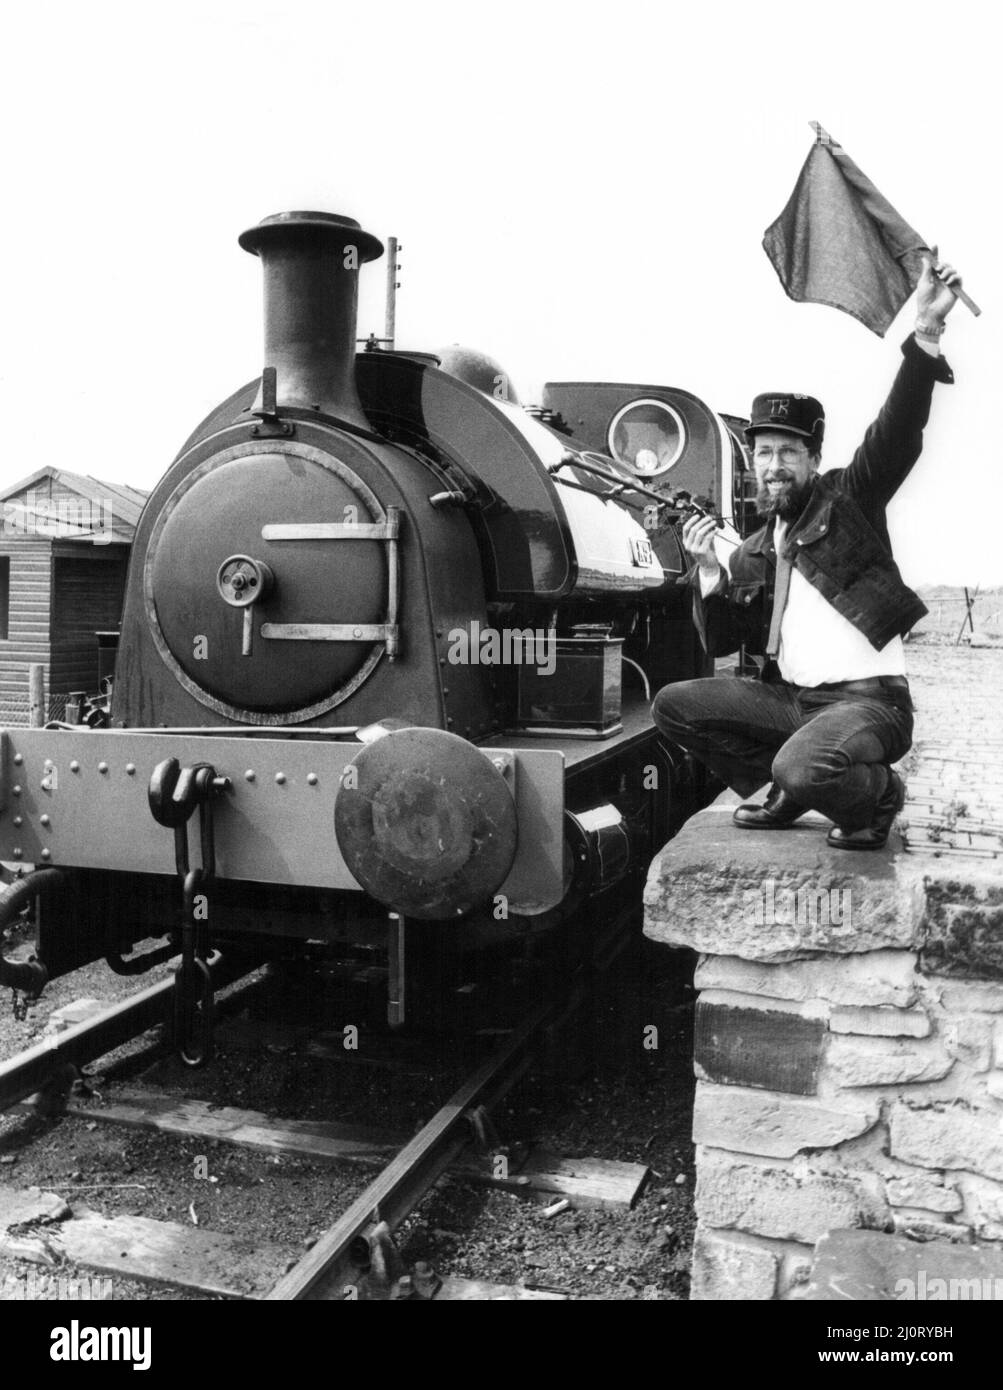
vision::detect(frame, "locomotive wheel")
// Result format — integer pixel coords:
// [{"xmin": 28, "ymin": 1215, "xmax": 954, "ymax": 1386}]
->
[{"xmin": 334, "ymin": 727, "xmax": 518, "ymax": 921}]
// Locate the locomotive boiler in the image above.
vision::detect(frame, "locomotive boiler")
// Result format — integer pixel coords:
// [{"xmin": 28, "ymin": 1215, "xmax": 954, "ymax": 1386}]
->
[{"xmin": 0, "ymin": 210, "xmax": 748, "ymax": 1060}]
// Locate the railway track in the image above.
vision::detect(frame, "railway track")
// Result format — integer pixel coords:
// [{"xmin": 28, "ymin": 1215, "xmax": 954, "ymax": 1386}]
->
[{"xmin": 0, "ymin": 930, "xmax": 652, "ymax": 1301}]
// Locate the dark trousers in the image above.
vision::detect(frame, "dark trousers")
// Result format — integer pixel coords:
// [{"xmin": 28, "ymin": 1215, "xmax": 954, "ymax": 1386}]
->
[{"xmin": 652, "ymin": 675, "xmax": 914, "ymax": 831}]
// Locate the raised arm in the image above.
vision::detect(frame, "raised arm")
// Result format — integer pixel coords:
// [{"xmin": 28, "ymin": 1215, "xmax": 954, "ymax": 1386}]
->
[{"xmin": 842, "ymin": 253, "xmax": 961, "ymax": 510}]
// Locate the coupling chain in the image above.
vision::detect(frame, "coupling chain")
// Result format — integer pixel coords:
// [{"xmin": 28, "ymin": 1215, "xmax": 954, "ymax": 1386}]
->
[
  {"xmin": 11, "ymin": 988, "xmax": 33, "ymax": 1022},
  {"xmin": 148, "ymin": 758, "xmax": 226, "ymax": 1068},
  {"xmin": 175, "ymin": 767, "xmax": 217, "ymax": 1068}
]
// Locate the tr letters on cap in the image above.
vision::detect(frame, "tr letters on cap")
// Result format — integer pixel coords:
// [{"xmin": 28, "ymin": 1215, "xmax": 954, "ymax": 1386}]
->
[{"xmin": 744, "ymin": 392, "xmax": 826, "ymax": 450}]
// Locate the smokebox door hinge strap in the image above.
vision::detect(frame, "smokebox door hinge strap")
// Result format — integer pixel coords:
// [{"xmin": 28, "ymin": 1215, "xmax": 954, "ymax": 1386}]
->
[{"xmin": 260, "ymin": 506, "xmax": 402, "ymax": 661}]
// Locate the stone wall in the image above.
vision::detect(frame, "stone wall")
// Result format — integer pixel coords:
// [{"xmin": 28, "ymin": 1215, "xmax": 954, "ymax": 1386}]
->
[{"xmin": 644, "ymin": 796, "xmax": 1003, "ymax": 1301}]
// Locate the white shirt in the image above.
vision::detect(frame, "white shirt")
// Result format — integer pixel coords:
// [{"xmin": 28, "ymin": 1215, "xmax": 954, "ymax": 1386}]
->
[
  {"xmin": 770, "ymin": 520, "xmax": 905, "ymax": 684},
  {"xmin": 699, "ymin": 519, "xmax": 907, "ymax": 684}
]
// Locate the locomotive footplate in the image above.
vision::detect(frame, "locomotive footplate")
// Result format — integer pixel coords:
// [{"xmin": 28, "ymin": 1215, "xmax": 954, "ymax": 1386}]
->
[
  {"xmin": 0, "ymin": 729, "xmax": 564, "ymax": 914},
  {"xmin": 482, "ymin": 695, "xmax": 659, "ymax": 772}
]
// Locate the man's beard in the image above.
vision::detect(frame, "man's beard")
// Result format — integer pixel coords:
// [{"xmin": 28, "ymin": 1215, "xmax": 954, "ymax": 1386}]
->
[{"xmin": 755, "ymin": 474, "xmax": 815, "ymax": 521}]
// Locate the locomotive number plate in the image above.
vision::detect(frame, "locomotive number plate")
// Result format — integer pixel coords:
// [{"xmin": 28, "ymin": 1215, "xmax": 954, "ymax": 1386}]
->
[{"xmin": 629, "ymin": 536, "xmax": 654, "ymax": 567}]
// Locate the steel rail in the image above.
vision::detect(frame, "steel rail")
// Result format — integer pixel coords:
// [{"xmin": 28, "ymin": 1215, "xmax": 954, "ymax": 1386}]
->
[
  {"xmin": 0, "ymin": 953, "xmax": 260, "ymax": 1112},
  {"xmin": 267, "ymin": 998, "xmax": 557, "ymax": 1300}
]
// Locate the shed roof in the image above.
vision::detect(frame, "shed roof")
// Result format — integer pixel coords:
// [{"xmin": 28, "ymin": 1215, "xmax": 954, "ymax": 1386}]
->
[{"xmin": 0, "ymin": 466, "xmax": 148, "ymax": 543}]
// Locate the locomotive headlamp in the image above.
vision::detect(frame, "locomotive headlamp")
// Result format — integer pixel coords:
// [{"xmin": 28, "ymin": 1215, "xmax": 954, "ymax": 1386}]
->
[
  {"xmin": 607, "ymin": 399, "xmax": 687, "ymax": 477},
  {"xmin": 216, "ymin": 554, "xmax": 275, "ymax": 656}
]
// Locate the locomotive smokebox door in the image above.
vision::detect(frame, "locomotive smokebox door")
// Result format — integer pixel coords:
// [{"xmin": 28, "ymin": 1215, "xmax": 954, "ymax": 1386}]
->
[
  {"xmin": 145, "ymin": 444, "xmax": 396, "ymax": 721},
  {"xmin": 335, "ymin": 728, "xmax": 517, "ymax": 920}
]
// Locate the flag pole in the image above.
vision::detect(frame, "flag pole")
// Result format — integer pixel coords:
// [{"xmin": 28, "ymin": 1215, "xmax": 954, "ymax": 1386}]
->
[{"xmin": 808, "ymin": 122, "xmax": 981, "ymax": 317}]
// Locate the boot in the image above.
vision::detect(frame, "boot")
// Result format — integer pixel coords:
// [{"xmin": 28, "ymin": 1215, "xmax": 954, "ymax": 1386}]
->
[
  {"xmin": 733, "ymin": 783, "xmax": 807, "ymax": 829},
  {"xmin": 826, "ymin": 770, "xmax": 905, "ymax": 851}
]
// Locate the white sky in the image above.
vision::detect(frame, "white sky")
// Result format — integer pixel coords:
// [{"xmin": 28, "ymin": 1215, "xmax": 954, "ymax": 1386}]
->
[{"xmin": 0, "ymin": 0, "xmax": 997, "ymax": 584}]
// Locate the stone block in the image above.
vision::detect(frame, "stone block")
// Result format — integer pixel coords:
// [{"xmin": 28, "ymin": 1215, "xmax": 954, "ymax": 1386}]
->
[
  {"xmin": 987, "ymin": 1073, "xmax": 1003, "ymax": 1101},
  {"xmin": 693, "ymin": 950, "xmax": 919, "ymax": 1007},
  {"xmin": 886, "ymin": 1175, "xmax": 962, "ymax": 1213},
  {"xmin": 644, "ymin": 794, "xmax": 926, "ymax": 961},
  {"xmin": 696, "ymin": 988, "xmax": 826, "ymax": 1018},
  {"xmin": 690, "ymin": 1227, "xmax": 779, "ymax": 1301},
  {"xmin": 942, "ymin": 1016, "xmax": 993, "ymax": 1071},
  {"xmin": 829, "ymin": 1004, "xmax": 930, "ymax": 1038},
  {"xmin": 695, "ymin": 1149, "xmax": 889, "ymax": 1243},
  {"xmin": 694, "ymin": 1000, "xmax": 825, "ymax": 1095},
  {"xmin": 826, "ymin": 1035, "xmax": 953, "ymax": 1088},
  {"xmin": 692, "ymin": 1082, "xmax": 879, "ymax": 1158},
  {"xmin": 940, "ymin": 982, "xmax": 1003, "ymax": 1013},
  {"xmin": 920, "ymin": 876, "xmax": 1003, "ymax": 979},
  {"xmin": 778, "ymin": 1249, "xmax": 815, "ymax": 1299},
  {"xmin": 890, "ymin": 1100, "xmax": 1003, "ymax": 1182},
  {"xmin": 955, "ymin": 1174, "xmax": 1003, "ymax": 1233},
  {"xmin": 891, "ymin": 1214, "xmax": 972, "ymax": 1242},
  {"xmin": 996, "ymin": 1022, "xmax": 1003, "ymax": 1068},
  {"xmin": 803, "ymin": 1228, "xmax": 1003, "ymax": 1301}
]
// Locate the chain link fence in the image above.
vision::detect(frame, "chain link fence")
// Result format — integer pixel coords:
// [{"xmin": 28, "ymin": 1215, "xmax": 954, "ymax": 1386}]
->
[{"xmin": 0, "ymin": 693, "xmax": 69, "ymax": 727}]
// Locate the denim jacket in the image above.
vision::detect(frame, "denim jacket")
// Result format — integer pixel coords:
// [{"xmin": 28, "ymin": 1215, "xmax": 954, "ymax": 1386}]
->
[{"xmin": 694, "ymin": 336, "xmax": 954, "ymax": 659}]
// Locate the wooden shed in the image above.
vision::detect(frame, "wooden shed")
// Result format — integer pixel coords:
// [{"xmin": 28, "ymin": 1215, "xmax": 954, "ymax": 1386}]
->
[{"xmin": 0, "ymin": 467, "xmax": 147, "ymax": 724}]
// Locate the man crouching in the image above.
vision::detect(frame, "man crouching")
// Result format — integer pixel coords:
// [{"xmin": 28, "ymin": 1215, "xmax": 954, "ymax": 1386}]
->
[{"xmin": 652, "ymin": 253, "xmax": 962, "ymax": 850}]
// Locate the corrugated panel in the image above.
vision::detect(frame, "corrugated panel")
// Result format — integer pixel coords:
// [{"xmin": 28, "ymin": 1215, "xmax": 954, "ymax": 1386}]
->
[
  {"xmin": 0, "ymin": 539, "xmax": 51, "ymax": 553},
  {"xmin": 2, "ymin": 544, "xmax": 51, "ymax": 656}
]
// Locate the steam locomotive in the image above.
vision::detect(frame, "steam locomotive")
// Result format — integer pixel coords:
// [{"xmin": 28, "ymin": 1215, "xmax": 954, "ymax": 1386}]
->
[{"xmin": 0, "ymin": 210, "xmax": 751, "ymax": 1059}]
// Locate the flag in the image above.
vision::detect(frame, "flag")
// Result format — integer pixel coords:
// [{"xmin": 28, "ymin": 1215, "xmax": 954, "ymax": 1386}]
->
[{"xmin": 762, "ymin": 138, "xmax": 928, "ymax": 337}]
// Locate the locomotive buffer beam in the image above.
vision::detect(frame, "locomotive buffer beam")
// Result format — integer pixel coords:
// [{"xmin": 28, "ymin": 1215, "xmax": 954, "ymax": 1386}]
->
[{"xmin": 0, "ymin": 729, "xmax": 564, "ymax": 914}]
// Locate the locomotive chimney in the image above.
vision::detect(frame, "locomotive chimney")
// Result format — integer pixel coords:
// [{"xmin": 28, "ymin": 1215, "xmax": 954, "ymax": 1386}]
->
[{"xmin": 238, "ymin": 211, "xmax": 383, "ymax": 428}]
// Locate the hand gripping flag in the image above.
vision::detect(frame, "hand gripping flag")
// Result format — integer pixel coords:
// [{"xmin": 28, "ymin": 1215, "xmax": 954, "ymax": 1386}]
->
[{"xmin": 763, "ymin": 127, "xmax": 978, "ymax": 336}]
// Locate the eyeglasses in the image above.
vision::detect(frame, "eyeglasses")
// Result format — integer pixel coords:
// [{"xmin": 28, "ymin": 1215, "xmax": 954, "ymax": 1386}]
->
[{"xmin": 752, "ymin": 443, "xmax": 809, "ymax": 465}]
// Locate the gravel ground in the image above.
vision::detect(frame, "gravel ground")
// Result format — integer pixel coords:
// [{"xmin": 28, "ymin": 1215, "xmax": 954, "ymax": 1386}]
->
[{"xmin": 0, "ymin": 914, "xmax": 697, "ymax": 1302}]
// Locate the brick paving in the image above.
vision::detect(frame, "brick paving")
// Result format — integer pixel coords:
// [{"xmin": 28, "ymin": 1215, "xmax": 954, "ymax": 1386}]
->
[{"xmin": 899, "ymin": 638, "xmax": 1003, "ymax": 866}]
